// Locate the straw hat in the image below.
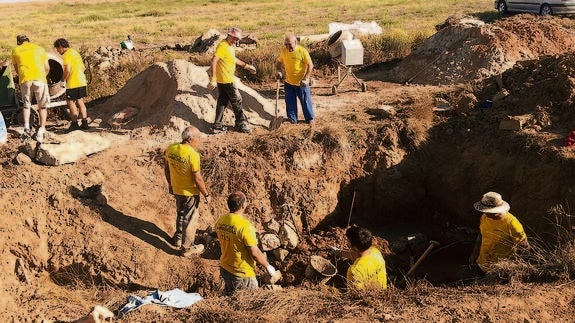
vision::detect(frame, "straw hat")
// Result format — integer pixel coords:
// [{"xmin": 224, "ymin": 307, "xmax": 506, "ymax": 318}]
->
[
  {"xmin": 228, "ymin": 27, "xmax": 243, "ymax": 40},
  {"xmin": 473, "ymin": 191, "xmax": 510, "ymax": 214}
]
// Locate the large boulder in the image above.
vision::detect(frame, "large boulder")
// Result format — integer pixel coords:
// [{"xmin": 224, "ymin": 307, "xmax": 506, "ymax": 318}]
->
[{"xmin": 25, "ymin": 131, "xmax": 111, "ymax": 166}]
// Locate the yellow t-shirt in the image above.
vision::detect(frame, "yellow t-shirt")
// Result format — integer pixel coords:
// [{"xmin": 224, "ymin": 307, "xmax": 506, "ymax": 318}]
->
[
  {"xmin": 11, "ymin": 42, "xmax": 48, "ymax": 84},
  {"xmin": 347, "ymin": 246, "xmax": 387, "ymax": 290},
  {"xmin": 214, "ymin": 40, "xmax": 236, "ymax": 84},
  {"xmin": 165, "ymin": 143, "xmax": 201, "ymax": 196},
  {"xmin": 62, "ymin": 48, "xmax": 87, "ymax": 89},
  {"xmin": 477, "ymin": 212, "xmax": 527, "ymax": 272},
  {"xmin": 216, "ymin": 212, "xmax": 259, "ymax": 278},
  {"xmin": 277, "ymin": 45, "xmax": 312, "ymax": 86}
]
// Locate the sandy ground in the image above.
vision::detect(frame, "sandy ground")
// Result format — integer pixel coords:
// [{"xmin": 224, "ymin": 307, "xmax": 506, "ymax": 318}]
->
[{"xmin": 1, "ymin": 14, "xmax": 575, "ymax": 322}]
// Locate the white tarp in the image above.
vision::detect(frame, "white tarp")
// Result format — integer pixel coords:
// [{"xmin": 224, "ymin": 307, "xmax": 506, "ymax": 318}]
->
[{"xmin": 328, "ymin": 21, "xmax": 383, "ymax": 35}]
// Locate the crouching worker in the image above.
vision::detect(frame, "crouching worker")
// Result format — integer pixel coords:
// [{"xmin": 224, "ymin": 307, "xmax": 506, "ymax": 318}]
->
[
  {"xmin": 340, "ymin": 226, "xmax": 388, "ymax": 290},
  {"xmin": 216, "ymin": 191, "xmax": 281, "ymax": 295},
  {"xmin": 465, "ymin": 191, "xmax": 530, "ymax": 279}
]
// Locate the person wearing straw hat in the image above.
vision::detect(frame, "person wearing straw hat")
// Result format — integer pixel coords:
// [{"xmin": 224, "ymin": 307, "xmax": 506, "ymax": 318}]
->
[
  {"xmin": 344, "ymin": 226, "xmax": 388, "ymax": 290},
  {"xmin": 208, "ymin": 27, "xmax": 257, "ymax": 134},
  {"xmin": 215, "ymin": 191, "xmax": 281, "ymax": 295},
  {"xmin": 468, "ymin": 191, "xmax": 530, "ymax": 274}
]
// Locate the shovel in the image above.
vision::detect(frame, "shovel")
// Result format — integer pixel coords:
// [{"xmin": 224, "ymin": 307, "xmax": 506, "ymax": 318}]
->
[{"xmin": 268, "ymin": 79, "xmax": 283, "ymax": 130}]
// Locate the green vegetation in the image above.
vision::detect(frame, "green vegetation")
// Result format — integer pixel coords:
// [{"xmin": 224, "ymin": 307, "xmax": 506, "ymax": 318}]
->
[
  {"xmin": 0, "ymin": 0, "xmax": 495, "ymax": 99},
  {"xmin": 0, "ymin": 0, "xmax": 492, "ymax": 55}
]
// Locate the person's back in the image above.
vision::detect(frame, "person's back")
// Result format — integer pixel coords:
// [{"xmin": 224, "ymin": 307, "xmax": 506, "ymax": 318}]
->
[
  {"xmin": 11, "ymin": 42, "xmax": 47, "ymax": 84},
  {"xmin": 61, "ymin": 48, "xmax": 87, "ymax": 89},
  {"xmin": 476, "ymin": 212, "xmax": 526, "ymax": 272},
  {"xmin": 216, "ymin": 212, "xmax": 258, "ymax": 277},
  {"xmin": 165, "ymin": 142, "xmax": 200, "ymax": 196},
  {"xmin": 347, "ymin": 246, "xmax": 387, "ymax": 290}
]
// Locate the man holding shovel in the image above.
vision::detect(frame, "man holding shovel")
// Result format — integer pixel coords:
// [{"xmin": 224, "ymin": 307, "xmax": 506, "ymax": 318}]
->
[
  {"xmin": 208, "ymin": 27, "xmax": 257, "ymax": 134},
  {"xmin": 276, "ymin": 34, "xmax": 315, "ymax": 124},
  {"xmin": 216, "ymin": 191, "xmax": 281, "ymax": 295}
]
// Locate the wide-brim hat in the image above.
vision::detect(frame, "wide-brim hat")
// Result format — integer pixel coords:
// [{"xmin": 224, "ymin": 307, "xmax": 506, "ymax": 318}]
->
[
  {"xmin": 228, "ymin": 27, "xmax": 243, "ymax": 40},
  {"xmin": 473, "ymin": 191, "xmax": 510, "ymax": 214}
]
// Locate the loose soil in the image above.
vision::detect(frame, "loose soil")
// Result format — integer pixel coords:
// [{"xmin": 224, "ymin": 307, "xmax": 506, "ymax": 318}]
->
[{"xmin": 2, "ymin": 14, "xmax": 575, "ymax": 322}]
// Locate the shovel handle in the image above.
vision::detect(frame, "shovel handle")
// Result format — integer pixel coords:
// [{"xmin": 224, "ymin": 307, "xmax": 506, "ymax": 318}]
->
[{"xmin": 275, "ymin": 79, "xmax": 281, "ymax": 117}]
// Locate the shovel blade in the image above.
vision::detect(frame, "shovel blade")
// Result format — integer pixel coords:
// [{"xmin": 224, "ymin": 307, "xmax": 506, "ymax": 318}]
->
[{"xmin": 269, "ymin": 116, "xmax": 284, "ymax": 130}]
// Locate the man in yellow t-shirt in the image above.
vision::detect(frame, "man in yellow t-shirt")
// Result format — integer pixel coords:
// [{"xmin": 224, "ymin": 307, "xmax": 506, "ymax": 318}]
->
[
  {"xmin": 216, "ymin": 191, "xmax": 281, "ymax": 295},
  {"xmin": 344, "ymin": 226, "xmax": 387, "ymax": 290},
  {"xmin": 165, "ymin": 126, "xmax": 211, "ymax": 256},
  {"xmin": 469, "ymin": 192, "xmax": 530, "ymax": 273},
  {"xmin": 54, "ymin": 38, "xmax": 89, "ymax": 131},
  {"xmin": 11, "ymin": 34, "xmax": 50, "ymax": 143},
  {"xmin": 276, "ymin": 34, "xmax": 315, "ymax": 124},
  {"xmin": 207, "ymin": 27, "xmax": 257, "ymax": 134}
]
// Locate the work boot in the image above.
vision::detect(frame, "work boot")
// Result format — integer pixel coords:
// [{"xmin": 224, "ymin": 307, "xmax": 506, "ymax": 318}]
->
[
  {"xmin": 211, "ymin": 124, "xmax": 226, "ymax": 134},
  {"xmin": 172, "ymin": 235, "xmax": 182, "ymax": 249},
  {"xmin": 234, "ymin": 123, "xmax": 252, "ymax": 134},
  {"xmin": 181, "ymin": 244, "xmax": 205, "ymax": 257},
  {"xmin": 20, "ymin": 128, "xmax": 33, "ymax": 141},
  {"xmin": 80, "ymin": 119, "xmax": 89, "ymax": 130},
  {"xmin": 35, "ymin": 127, "xmax": 46, "ymax": 144},
  {"xmin": 68, "ymin": 121, "xmax": 80, "ymax": 132}
]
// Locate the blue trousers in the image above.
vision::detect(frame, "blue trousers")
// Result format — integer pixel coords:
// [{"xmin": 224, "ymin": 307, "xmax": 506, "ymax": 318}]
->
[{"xmin": 284, "ymin": 82, "xmax": 314, "ymax": 123}]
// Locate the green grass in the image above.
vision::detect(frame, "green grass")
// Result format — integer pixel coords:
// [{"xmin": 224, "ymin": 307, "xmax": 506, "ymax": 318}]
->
[
  {"xmin": 0, "ymin": 0, "xmax": 492, "ymax": 56},
  {"xmin": 0, "ymin": 0, "xmax": 494, "ymax": 99}
]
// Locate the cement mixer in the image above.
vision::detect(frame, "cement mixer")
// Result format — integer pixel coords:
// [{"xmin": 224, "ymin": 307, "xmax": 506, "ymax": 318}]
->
[
  {"xmin": 0, "ymin": 53, "xmax": 69, "ymax": 128},
  {"xmin": 326, "ymin": 30, "xmax": 367, "ymax": 95}
]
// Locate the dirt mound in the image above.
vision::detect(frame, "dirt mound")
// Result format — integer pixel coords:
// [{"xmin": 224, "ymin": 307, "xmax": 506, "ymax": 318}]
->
[
  {"xmin": 92, "ymin": 59, "xmax": 275, "ymax": 135},
  {"xmin": 478, "ymin": 52, "xmax": 575, "ymax": 120},
  {"xmin": 385, "ymin": 15, "xmax": 575, "ymax": 85}
]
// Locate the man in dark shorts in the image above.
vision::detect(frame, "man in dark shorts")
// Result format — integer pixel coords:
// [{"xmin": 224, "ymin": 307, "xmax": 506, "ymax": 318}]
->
[{"xmin": 54, "ymin": 38, "xmax": 90, "ymax": 131}]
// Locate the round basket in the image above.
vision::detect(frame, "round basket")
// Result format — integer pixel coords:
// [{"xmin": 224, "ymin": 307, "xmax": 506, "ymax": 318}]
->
[{"xmin": 309, "ymin": 255, "xmax": 337, "ymax": 277}]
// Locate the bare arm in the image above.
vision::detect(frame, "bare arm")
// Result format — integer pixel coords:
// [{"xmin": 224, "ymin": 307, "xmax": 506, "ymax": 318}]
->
[
  {"xmin": 209, "ymin": 56, "xmax": 219, "ymax": 81},
  {"xmin": 235, "ymin": 57, "xmax": 247, "ymax": 68},
  {"xmin": 247, "ymin": 245, "xmax": 270, "ymax": 268},
  {"xmin": 62, "ymin": 63, "xmax": 71, "ymax": 82},
  {"xmin": 44, "ymin": 59, "xmax": 50, "ymax": 75},
  {"xmin": 304, "ymin": 60, "xmax": 314, "ymax": 80},
  {"xmin": 192, "ymin": 171, "xmax": 209, "ymax": 197}
]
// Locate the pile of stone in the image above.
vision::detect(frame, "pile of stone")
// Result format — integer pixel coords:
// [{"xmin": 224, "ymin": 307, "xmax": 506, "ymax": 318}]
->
[
  {"xmin": 90, "ymin": 46, "xmax": 135, "ymax": 71},
  {"xmin": 260, "ymin": 216, "xmax": 299, "ymax": 262}
]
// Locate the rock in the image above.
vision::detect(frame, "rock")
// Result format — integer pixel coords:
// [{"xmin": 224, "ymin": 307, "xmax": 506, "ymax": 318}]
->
[
  {"xmin": 271, "ymin": 248, "xmax": 289, "ymax": 261},
  {"xmin": 14, "ymin": 152, "xmax": 32, "ymax": 165},
  {"xmin": 278, "ymin": 221, "xmax": 299, "ymax": 250},
  {"xmin": 24, "ymin": 131, "xmax": 111, "ymax": 166},
  {"xmin": 260, "ymin": 233, "xmax": 281, "ymax": 251},
  {"xmin": 263, "ymin": 218, "xmax": 280, "ymax": 234}
]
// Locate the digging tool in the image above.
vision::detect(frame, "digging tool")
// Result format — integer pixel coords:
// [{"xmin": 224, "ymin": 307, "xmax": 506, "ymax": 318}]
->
[
  {"xmin": 405, "ymin": 240, "xmax": 440, "ymax": 277},
  {"xmin": 268, "ymin": 79, "xmax": 283, "ymax": 130}
]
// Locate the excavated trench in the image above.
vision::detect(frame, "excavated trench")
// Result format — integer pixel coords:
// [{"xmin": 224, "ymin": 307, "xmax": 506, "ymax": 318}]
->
[{"xmin": 321, "ymin": 120, "xmax": 575, "ymax": 286}]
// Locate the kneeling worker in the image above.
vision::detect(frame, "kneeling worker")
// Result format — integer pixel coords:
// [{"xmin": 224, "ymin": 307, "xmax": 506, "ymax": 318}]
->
[
  {"xmin": 216, "ymin": 191, "xmax": 281, "ymax": 295},
  {"xmin": 344, "ymin": 226, "xmax": 388, "ymax": 290}
]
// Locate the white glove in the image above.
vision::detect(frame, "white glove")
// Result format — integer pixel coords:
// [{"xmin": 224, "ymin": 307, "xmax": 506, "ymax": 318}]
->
[
  {"xmin": 266, "ymin": 264, "xmax": 277, "ymax": 276},
  {"xmin": 300, "ymin": 78, "xmax": 310, "ymax": 87},
  {"xmin": 276, "ymin": 71, "xmax": 283, "ymax": 80},
  {"xmin": 208, "ymin": 81, "xmax": 217, "ymax": 90},
  {"xmin": 244, "ymin": 64, "xmax": 257, "ymax": 75}
]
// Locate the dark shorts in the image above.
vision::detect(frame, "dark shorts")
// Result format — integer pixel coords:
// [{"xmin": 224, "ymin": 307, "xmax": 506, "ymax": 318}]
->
[{"xmin": 66, "ymin": 86, "xmax": 87, "ymax": 100}]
